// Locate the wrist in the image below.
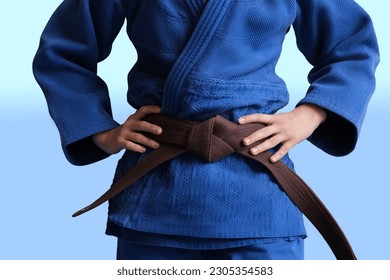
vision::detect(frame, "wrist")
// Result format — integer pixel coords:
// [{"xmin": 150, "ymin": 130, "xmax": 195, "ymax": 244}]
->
[
  {"xmin": 92, "ymin": 131, "xmax": 104, "ymax": 146},
  {"xmin": 296, "ymin": 103, "xmax": 327, "ymax": 125},
  {"xmin": 92, "ymin": 129, "xmax": 113, "ymax": 153}
]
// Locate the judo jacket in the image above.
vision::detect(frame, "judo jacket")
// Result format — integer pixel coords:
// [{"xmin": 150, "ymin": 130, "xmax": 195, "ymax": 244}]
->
[{"xmin": 33, "ymin": 0, "xmax": 379, "ymax": 241}]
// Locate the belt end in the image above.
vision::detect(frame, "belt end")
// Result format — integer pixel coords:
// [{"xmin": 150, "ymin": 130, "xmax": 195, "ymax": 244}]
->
[{"xmin": 72, "ymin": 208, "xmax": 87, "ymax": 218}]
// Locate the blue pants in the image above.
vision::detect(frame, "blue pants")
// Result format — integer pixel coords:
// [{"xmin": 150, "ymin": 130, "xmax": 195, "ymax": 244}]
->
[{"xmin": 116, "ymin": 238, "xmax": 304, "ymax": 260}]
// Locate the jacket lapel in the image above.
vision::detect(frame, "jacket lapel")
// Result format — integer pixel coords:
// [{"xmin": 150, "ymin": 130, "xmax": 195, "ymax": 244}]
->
[{"xmin": 162, "ymin": 0, "xmax": 231, "ymax": 116}]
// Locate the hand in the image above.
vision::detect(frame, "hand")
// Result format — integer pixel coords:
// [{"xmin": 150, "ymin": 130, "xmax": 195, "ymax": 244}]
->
[
  {"xmin": 92, "ymin": 105, "xmax": 162, "ymax": 154},
  {"xmin": 238, "ymin": 104, "xmax": 327, "ymax": 162}
]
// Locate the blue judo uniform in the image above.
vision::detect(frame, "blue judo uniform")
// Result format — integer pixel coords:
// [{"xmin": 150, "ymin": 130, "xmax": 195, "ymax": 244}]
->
[{"xmin": 33, "ymin": 0, "xmax": 379, "ymax": 259}]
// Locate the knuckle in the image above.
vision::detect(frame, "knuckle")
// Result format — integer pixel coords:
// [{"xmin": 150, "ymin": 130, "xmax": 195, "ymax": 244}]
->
[
  {"xmin": 254, "ymin": 114, "xmax": 267, "ymax": 123},
  {"xmin": 142, "ymin": 121, "xmax": 161, "ymax": 134},
  {"xmin": 142, "ymin": 121, "xmax": 155, "ymax": 132},
  {"xmin": 131, "ymin": 132, "xmax": 144, "ymax": 142},
  {"xmin": 118, "ymin": 139, "xmax": 129, "ymax": 148},
  {"xmin": 266, "ymin": 137, "xmax": 277, "ymax": 147},
  {"xmin": 124, "ymin": 117, "xmax": 136, "ymax": 128},
  {"xmin": 259, "ymin": 126, "xmax": 272, "ymax": 136},
  {"xmin": 252, "ymin": 127, "xmax": 269, "ymax": 140},
  {"xmin": 137, "ymin": 120, "xmax": 147, "ymax": 128},
  {"xmin": 138, "ymin": 106, "xmax": 147, "ymax": 113},
  {"xmin": 117, "ymin": 127, "xmax": 128, "ymax": 138},
  {"xmin": 279, "ymin": 145, "xmax": 289, "ymax": 154}
]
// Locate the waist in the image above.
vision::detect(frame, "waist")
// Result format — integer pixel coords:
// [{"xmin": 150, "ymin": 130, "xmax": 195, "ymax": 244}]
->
[{"xmin": 127, "ymin": 75, "xmax": 289, "ymax": 120}]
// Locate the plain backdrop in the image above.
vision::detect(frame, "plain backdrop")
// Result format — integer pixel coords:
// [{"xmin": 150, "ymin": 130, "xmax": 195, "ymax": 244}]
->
[{"xmin": 0, "ymin": 0, "xmax": 389, "ymax": 260}]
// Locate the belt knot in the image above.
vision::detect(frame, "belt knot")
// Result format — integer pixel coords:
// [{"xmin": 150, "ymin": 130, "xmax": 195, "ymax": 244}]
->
[
  {"xmin": 187, "ymin": 116, "xmax": 235, "ymax": 162},
  {"xmin": 143, "ymin": 114, "xmax": 265, "ymax": 163}
]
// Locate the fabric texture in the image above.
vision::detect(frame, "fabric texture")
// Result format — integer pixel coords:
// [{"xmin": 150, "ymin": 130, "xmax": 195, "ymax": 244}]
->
[
  {"xmin": 116, "ymin": 237, "xmax": 304, "ymax": 260},
  {"xmin": 33, "ymin": 0, "xmax": 379, "ymax": 245}
]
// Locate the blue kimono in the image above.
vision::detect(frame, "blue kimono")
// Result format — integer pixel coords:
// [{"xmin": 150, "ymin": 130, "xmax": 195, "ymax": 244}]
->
[{"xmin": 33, "ymin": 0, "xmax": 379, "ymax": 248}]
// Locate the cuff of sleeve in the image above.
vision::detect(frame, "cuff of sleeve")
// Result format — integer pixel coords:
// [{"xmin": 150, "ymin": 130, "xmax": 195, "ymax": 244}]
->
[
  {"xmin": 296, "ymin": 98, "xmax": 359, "ymax": 157},
  {"xmin": 62, "ymin": 120, "xmax": 120, "ymax": 166}
]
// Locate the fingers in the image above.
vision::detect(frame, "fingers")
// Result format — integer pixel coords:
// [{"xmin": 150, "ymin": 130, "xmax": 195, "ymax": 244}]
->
[
  {"xmin": 133, "ymin": 105, "xmax": 162, "ymax": 119},
  {"xmin": 238, "ymin": 113, "xmax": 297, "ymax": 162},
  {"xmin": 126, "ymin": 119, "xmax": 162, "ymax": 136},
  {"xmin": 238, "ymin": 113, "xmax": 274, "ymax": 125},
  {"xmin": 128, "ymin": 106, "xmax": 162, "ymax": 134},
  {"xmin": 242, "ymin": 124, "xmax": 277, "ymax": 146},
  {"xmin": 121, "ymin": 138, "xmax": 149, "ymax": 153},
  {"xmin": 120, "ymin": 133, "xmax": 158, "ymax": 153},
  {"xmin": 248, "ymin": 134, "xmax": 284, "ymax": 155},
  {"xmin": 270, "ymin": 142, "xmax": 293, "ymax": 163},
  {"xmin": 239, "ymin": 113, "xmax": 280, "ymax": 150},
  {"xmin": 120, "ymin": 106, "xmax": 163, "ymax": 152}
]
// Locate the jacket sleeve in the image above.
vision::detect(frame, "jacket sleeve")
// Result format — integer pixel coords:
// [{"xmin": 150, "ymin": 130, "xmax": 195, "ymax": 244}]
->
[
  {"xmin": 293, "ymin": 0, "xmax": 380, "ymax": 156},
  {"xmin": 33, "ymin": 0, "xmax": 134, "ymax": 165}
]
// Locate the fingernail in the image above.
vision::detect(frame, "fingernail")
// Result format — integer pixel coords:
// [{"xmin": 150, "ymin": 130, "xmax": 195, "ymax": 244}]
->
[
  {"xmin": 238, "ymin": 117, "xmax": 245, "ymax": 123},
  {"xmin": 155, "ymin": 127, "xmax": 162, "ymax": 134},
  {"xmin": 270, "ymin": 156, "xmax": 277, "ymax": 163},
  {"xmin": 243, "ymin": 138, "xmax": 251, "ymax": 145},
  {"xmin": 250, "ymin": 147, "xmax": 258, "ymax": 155}
]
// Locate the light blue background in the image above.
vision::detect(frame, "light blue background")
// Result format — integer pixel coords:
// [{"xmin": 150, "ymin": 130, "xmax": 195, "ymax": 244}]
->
[{"xmin": 0, "ymin": 1, "xmax": 388, "ymax": 260}]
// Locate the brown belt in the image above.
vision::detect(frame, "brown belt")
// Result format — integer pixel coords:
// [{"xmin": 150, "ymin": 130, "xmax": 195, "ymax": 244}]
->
[{"xmin": 72, "ymin": 114, "xmax": 357, "ymax": 260}]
